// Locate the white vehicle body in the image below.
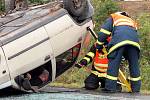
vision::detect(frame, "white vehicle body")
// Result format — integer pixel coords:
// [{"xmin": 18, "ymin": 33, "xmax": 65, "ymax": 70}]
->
[{"xmin": 0, "ymin": 5, "xmax": 94, "ymax": 91}]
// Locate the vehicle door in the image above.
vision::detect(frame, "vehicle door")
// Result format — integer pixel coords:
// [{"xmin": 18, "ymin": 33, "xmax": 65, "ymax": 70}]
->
[
  {"xmin": 1, "ymin": 26, "xmax": 53, "ymax": 80},
  {"xmin": 44, "ymin": 14, "xmax": 83, "ymax": 57},
  {"xmin": 0, "ymin": 47, "xmax": 11, "ymax": 89}
]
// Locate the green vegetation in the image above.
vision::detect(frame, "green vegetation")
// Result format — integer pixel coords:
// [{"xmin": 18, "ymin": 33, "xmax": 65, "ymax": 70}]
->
[
  {"xmin": 0, "ymin": 0, "xmax": 5, "ymax": 13},
  {"xmin": 137, "ymin": 13, "xmax": 150, "ymax": 91},
  {"xmin": 92, "ymin": 0, "xmax": 120, "ymax": 32},
  {"xmin": 50, "ymin": 67, "xmax": 90, "ymax": 88}
]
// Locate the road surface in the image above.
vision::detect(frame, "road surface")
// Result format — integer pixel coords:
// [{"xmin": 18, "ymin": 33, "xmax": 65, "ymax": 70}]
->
[{"xmin": 0, "ymin": 86, "xmax": 150, "ymax": 100}]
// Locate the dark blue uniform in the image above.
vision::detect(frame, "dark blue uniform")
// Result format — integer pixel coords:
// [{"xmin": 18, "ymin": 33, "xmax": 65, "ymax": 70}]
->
[{"xmin": 96, "ymin": 13, "xmax": 141, "ymax": 92}]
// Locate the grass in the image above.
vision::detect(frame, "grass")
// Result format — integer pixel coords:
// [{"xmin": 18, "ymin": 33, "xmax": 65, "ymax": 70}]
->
[
  {"xmin": 49, "ymin": 67, "xmax": 89, "ymax": 88},
  {"xmin": 138, "ymin": 13, "xmax": 150, "ymax": 91}
]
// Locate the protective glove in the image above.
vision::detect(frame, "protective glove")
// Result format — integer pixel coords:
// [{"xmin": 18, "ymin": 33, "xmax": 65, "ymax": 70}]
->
[
  {"xmin": 75, "ymin": 59, "xmax": 87, "ymax": 68},
  {"xmin": 75, "ymin": 63, "xmax": 83, "ymax": 68}
]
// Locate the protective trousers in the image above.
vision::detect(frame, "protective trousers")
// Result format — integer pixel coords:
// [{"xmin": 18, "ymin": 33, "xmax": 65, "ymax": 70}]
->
[{"xmin": 105, "ymin": 45, "xmax": 141, "ymax": 92}]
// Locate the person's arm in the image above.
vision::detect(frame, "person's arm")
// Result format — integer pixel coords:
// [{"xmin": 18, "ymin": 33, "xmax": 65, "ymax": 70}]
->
[
  {"xmin": 96, "ymin": 17, "xmax": 113, "ymax": 51},
  {"xmin": 75, "ymin": 44, "xmax": 96, "ymax": 68}
]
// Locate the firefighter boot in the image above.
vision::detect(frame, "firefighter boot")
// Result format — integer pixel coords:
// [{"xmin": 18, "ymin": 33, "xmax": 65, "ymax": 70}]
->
[{"xmin": 84, "ymin": 73, "xmax": 99, "ymax": 90}]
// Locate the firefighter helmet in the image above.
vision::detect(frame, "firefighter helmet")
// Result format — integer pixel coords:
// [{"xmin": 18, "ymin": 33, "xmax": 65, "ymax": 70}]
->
[{"xmin": 115, "ymin": 11, "xmax": 130, "ymax": 17}]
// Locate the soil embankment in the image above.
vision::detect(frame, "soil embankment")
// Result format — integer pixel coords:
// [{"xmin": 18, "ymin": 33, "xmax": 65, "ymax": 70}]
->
[{"xmin": 118, "ymin": 1, "xmax": 150, "ymax": 17}]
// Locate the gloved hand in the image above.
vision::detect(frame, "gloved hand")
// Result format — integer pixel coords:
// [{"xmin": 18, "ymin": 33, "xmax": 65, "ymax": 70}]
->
[
  {"xmin": 75, "ymin": 59, "xmax": 87, "ymax": 68},
  {"xmin": 75, "ymin": 63, "xmax": 83, "ymax": 68}
]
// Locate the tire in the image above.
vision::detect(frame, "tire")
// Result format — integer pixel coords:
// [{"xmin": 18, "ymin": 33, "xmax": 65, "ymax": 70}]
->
[{"xmin": 63, "ymin": 0, "xmax": 88, "ymax": 17}]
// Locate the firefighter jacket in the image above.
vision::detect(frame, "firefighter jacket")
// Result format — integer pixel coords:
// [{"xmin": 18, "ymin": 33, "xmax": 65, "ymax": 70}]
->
[
  {"xmin": 96, "ymin": 13, "xmax": 140, "ymax": 54},
  {"xmin": 79, "ymin": 44, "xmax": 109, "ymax": 78}
]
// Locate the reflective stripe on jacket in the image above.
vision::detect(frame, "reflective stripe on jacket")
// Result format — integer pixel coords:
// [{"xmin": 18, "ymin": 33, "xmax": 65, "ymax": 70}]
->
[
  {"xmin": 97, "ymin": 13, "xmax": 140, "ymax": 55},
  {"xmin": 93, "ymin": 50, "xmax": 108, "ymax": 77},
  {"xmin": 108, "ymin": 13, "xmax": 140, "ymax": 54},
  {"xmin": 111, "ymin": 13, "xmax": 137, "ymax": 29}
]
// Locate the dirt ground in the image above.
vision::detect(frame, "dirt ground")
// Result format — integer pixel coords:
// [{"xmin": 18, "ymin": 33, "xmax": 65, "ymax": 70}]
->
[{"xmin": 118, "ymin": 1, "xmax": 150, "ymax": 17}]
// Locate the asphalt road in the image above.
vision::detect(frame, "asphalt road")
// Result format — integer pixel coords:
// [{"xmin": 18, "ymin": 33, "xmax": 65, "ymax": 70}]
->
[{"xmin": 0, "ymin": 86, "xmax": 150, "ymax": 100}]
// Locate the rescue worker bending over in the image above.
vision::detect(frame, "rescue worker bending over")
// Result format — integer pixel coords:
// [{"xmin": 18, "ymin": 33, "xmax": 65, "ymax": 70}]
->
[
  {"xmin": 75, "ymin": 37, "xmax": 110, "ymax": 90},
  {"xmin": 96, "ymin": 11, "xmax": 141, "ymax": 93}
]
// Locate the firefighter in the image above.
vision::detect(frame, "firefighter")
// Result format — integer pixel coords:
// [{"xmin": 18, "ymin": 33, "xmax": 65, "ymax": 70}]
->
[
  {"xmin": 75, "ymin": 37, "xmax": 111, "ymax": 90},
  {"xmin": 96, "ymin": 11, "xmax": 141, "ymax": 93}
]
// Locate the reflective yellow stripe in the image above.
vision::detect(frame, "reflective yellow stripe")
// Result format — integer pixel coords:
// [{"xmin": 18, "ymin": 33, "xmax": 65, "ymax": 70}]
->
[
  {"xmin": 87, "ymin": 52, "xmax": 95, "ymax": 58},
  {"xmin": 114, "ymin": 18, "xmax": 133, "ymax": 25},
  {"xmin": 115, "ymin": 21, "xmax": 136, "ymax": 28},
  {"xmin": 106, "ymin": 75, "xmax": 118, "ymax": 80},
  {"xmin": 94, "ymin": 62, "xmax": 108, "ymax": 67},
  {"xmin": 91, "ymin": 71, "xmax": 107, "ymax": 77},
  {"xmin": 100, "ymin": 28, "xmax": 111, "ymax": 35},
  {"xmin": 94, "ymin": 66, "xmax": 107, "ymax": 72},
  {"xmin": 128, "ymin": 76, "xmax": 141, "ymax": 81},
  {"xmin": 83, "ymin": 57, "xmax": 90, "ymax": 63},
  {"xmin": 98, "ymin": 55, "xmax": 107, "ymax": 59},
  {"xmin": 116, "ymin": 22, "xmax": 134, "ymax": 26},
  {"xmin": 108, "ymin": 40, "xmax": 140, "ymax": 54},
  {"xmin": 96, "ymin": 40, "xmax": 104, "ymax": 45}
]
